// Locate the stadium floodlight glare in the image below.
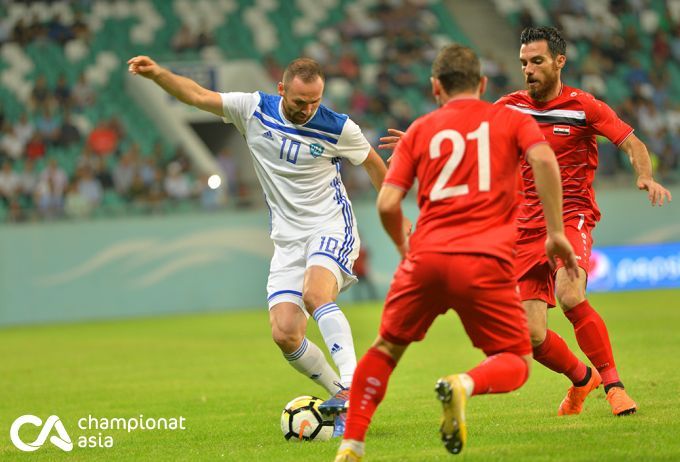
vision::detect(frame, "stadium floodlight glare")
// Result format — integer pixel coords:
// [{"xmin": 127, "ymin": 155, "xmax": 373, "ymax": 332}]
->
[{"xmin": 208, "ymin": 175, "xmax": 222, "ymax": 190}]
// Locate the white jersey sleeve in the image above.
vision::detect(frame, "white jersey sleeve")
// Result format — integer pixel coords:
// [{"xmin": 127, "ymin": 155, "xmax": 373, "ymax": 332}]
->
[
  {"xmin": 220, "ymin": 92, "xmax": 260, "ymax": 134},
  {"xmin": 335, "ymin": 118, "xmax": 371, "ymax": 165}
]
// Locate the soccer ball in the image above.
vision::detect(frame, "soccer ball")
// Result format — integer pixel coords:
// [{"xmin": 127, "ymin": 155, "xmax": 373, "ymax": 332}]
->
[{"xmin": 280, "ymin": 395, "xmax": 334, "ymax": 442}]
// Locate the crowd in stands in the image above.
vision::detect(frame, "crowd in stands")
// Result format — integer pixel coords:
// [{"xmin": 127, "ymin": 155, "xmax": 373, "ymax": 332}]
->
[
  {"xmin": 1, "ymin": 0, "xmax": 678, "ymax": 224},
  {"xmin": 0, "ymin": 4, "xmax": 238, "ymax": 223}
]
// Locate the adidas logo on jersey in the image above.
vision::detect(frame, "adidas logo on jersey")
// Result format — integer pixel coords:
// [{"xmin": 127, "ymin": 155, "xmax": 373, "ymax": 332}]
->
[
  {"xmin": 263, "ymin": 130, "xmax": 273, "ymax": 139},
  {"xmin": 330, "ymin": 343, "xmax": 343, "ymax": 354}
]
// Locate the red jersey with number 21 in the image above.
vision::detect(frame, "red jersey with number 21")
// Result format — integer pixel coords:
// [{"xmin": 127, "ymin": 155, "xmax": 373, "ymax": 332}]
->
[
  {"xmin": 385, "ymin": 98, "xmax": 547, "ymax": 264},
  {"xmin": 497, "ymin": 85, "xmax": 633, "ymax": 229}
]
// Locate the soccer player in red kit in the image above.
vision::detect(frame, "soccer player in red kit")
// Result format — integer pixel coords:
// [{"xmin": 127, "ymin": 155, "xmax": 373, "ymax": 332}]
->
[
  {"xmin": 496, "ymin": 27, "xmax": 672, "ymax": 417},
  {"xmin": 334, "ymin": 44, "xmax": 578, "ymax": 462}
]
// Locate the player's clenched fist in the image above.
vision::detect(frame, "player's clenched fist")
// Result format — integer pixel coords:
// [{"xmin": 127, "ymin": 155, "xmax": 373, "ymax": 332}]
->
[{"xmin": 127, "ymin": 56, "xmax": 161, "ymax": 80}]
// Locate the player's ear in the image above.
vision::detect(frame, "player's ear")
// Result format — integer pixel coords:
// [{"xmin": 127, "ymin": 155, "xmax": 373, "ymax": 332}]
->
[
  {"xmin": 478, "ymin": 76, "xmax": 488, "ymax": 97},
  {"xmin": 277, "ymin": 82, "xmax": 285, "ymax": 96},
  {"xmin": 555, "ymin": 54, "xmax": 566, "ymax": 70},
  {"xmin": 431, "ymin": 77, "xmax": 440, "ymax": 99}
]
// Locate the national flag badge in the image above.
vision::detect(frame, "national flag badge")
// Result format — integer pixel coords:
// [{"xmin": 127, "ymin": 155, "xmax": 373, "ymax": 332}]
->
[
  {"xmin": 553, "ymin": 125, "xmax": 571, "ymax": 136},
  {"xmin": 310, "ymin": 143, "xmax": 325, "ymax": 157}
]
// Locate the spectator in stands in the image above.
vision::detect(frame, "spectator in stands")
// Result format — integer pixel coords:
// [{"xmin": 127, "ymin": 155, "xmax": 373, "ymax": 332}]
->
[
  {"xmin": 39, "ymin": 158, "xmax": 68, "ymax": 205},
  {"xmin": 34, "ymin": 175, "xmax": 63, "ymax": 219},
  {"xmin": 14, "ymin": 113, "xmax": 35, "ymax": 146},
  {"xmin": 12, "ymin": 18, "xmax": 30, "ymax": 45},
  {"xmin": 72, "ymin": 72, "xmax": 96, "ymax": 110},
  {"xmin": 57, "ymin": 112, "xmax": 81, "ymax": 146},
  {"xmin": 0, "ymin": 161, "xmax": 20, "ymax": 205},
  {"xmin": 87, "ymin": 119, "xmax": 120, "ymax": 156},
  {"xmin": 35, "ymin": 107, "xmax": 60, "ymax": 144},
  {"xmin": 90, "ymin": 155, "xmax": 114, "ymax": 191},
  {"xmin": 0, "ymin": 124, "xmax": 24, "ymax": 161},
  {"xmin": 77, "ymin": 166, "xmax": 103, "ymax": 208},
  {"xmin": 164, "ymin": 161, "xmax": 192, "ymax": 201},
  {"xmin": 47, "ymin": 14, "xmax": 73, "ymax": 45},
  {"xmin": 25, "ymin": 132, "xmax": 46, "ymax": 160},
  {"xmin": 54, "ymin": 74, "xmax": 72, "ymax": 107},
  {"xmin": 70, "ymin": 11, "xmax": 90, "ymax": 42},
  {"xmin": 113, "ymin": 152, "xmax": 136, "ymax": 198},
  {"xmin": 216, "ymin": 147, "xmax": 239, "ymax": 199},
  {"xmin": 18, "ymin": 159, "xmax": 38, "ymax": 207},
  {"xmin": 31, "ymin": 75, "xmax": 52, "ymax": 110},
  {"xmin": 196, "ymin": 24, "xmax": 215, "ymax": 50},
  {"xmin": 172, "ymin": 24, "xmax": 196, "ymax": 54},
  {"xmin": 64, "ymin": 180, "xmax": 92, "ymax": 219}
]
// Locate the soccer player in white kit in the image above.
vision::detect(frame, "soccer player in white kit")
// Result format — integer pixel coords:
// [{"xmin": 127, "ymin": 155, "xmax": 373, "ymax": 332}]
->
[{"xmin": 128, "ymin": 56, "xmax": 399, "ymax": 433}]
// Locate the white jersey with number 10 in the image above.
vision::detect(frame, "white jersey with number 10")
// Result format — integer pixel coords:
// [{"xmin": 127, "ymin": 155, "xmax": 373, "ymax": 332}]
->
[{"xmin": 220, "ymin": 91, "xmax": 370, "ymax": 242}]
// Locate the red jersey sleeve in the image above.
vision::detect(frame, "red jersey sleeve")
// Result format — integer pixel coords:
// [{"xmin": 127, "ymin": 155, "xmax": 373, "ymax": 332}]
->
[
  {"xmin": 383, "ymin": 125, "xmax": 417, "ymax": 192},
  {"xmin": 585, "ymin": 95, "xmax": 633, "ymax": 146},
  {"xmin": 511, "ymin": 109, "xmax": 548, "ymax": 158}
]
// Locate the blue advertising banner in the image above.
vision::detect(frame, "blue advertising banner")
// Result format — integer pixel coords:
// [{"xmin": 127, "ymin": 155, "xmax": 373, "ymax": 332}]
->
[{"xmin": 588, "ymin": 242, "xmax": 680, "ymax": 292}]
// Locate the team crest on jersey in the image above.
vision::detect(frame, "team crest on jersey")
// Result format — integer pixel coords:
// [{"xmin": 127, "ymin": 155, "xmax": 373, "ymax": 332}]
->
[
  {"xmin": 553, "ymin": 125, "xmax": 571, "ymax": 136},
  {"xmin": 310, "ymin": 143, "xmax": 325, "ymax": 157}
]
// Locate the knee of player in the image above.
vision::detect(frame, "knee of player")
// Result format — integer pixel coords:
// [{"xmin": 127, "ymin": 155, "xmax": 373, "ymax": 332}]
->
[
  {"xmin": 271, "ymin": 326, "xmax": 304, "ymax": 352},
  {"xmin": 556, "ymin": 289, "xmax": 585, "ymax": 311},
  {"xmin": 302, "ymin": 290, "xmax": 333, "ymax": 315}
]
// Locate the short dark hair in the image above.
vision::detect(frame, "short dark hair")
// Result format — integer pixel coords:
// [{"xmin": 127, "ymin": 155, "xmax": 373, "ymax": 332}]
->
[
  {"xmin": 520, "ymin": 26, "xmax": 566, "ymax": 57},
  {"xmin": 282, "ymin": 58, "xmax": 324, "ymax": 85},
  {"xmin": 431, "ymin": 43, "xmax": 481, "ymax": 94}
]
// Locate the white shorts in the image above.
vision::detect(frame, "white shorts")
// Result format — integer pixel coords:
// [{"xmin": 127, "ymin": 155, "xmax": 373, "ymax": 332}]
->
[{"xmin": 266, "ymin": 228, "xmax": 360, "ymax": 312}]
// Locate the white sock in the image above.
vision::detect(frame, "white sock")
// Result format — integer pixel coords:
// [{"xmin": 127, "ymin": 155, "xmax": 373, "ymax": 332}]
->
[
  {"xmin": 458, "ymin": 373, "xmax": 475, "ymax": 398},
  {"xmin": 284, "ymin": 338, "xmax": 340, "ymax": 394},
  {"xmin": 313, "ymin": 303, "xmax": 357, "ymax": 387},
  {"xmin": 339, "ymin": 439, "xmax": 365, "ymax": 456}
]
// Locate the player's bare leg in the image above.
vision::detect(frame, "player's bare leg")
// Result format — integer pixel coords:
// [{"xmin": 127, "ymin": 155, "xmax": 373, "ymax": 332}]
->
[
  {"xmin": 270, "ymin": 303, "xmax": 341, "ymax": 394},
  {"xmin": 556, "ymin": 267, "xmax": 637, "ymax": 416},
  {"xmin": 523, "ymin": 298, "xmax": 599, "ymax": 415}
]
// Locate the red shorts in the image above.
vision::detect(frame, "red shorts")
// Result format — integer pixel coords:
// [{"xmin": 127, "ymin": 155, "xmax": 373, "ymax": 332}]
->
[
  {"xmin": 379, "ymin": 252, "xmax": 531, "ymax": 357},
  {"xmin": 515, "ymin": 216, "xmax": 593, "ymax": 307}
]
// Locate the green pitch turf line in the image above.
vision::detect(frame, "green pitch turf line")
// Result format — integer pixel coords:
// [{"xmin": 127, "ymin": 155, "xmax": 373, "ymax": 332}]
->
[{"xmin": 1, "ymin": 290, "xmax": 679, "ymax": 461}]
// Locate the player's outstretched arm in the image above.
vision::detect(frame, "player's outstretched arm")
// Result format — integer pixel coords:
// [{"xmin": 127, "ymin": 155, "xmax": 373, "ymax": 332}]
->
[
  {"xmin": 377, "ymin": 185, "xmax": 409, "ymax": 259},
  {"xmin": 527, "ymin": 143, "xmax": 579, "ymax": 279},
  {"xmin": 619, "ymin": 134, "xmax": 672, "ymax": 206},
  {"xmin": 127, "ymin": 55, "xmax": 224, "ymax": 117},
  {"xmin": 362, "ymin": 148, "xmax": 388, "ymax": 191},
  {"xmin": 364, "ymin": 145, "xmax": 413, "ymax": 237}
]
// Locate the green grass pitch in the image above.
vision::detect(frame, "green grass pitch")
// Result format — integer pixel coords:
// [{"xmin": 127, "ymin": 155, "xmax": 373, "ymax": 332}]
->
[{"xmin": 1, "ymin": 290, "xmax": 679, "ymax": 461}]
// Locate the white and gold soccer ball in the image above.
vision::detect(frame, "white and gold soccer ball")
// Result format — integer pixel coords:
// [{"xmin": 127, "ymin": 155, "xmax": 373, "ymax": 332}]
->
[{"xmin": 280, "ymin": 395, "xmax": 334, "ymax": 442}]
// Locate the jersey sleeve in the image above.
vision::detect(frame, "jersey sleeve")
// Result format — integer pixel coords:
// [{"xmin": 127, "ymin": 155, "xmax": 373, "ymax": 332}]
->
[
  {"xmin": 585, "ymin": 95, "xmax": 633, "ymax": 146},
  {"xmin": 383, "ymin": 126, "xmax": 417, "ymax": 192},
  {"xmin": 220, "ymin": 91, "xmax": 259, "ymax": 135},
  {"xmin": 335, "ymin": 118, "xmax": 371, "ymax": 165},
  {"xmin": 512, "ymin": 110, "xmax": 548, "ymax": 158}
]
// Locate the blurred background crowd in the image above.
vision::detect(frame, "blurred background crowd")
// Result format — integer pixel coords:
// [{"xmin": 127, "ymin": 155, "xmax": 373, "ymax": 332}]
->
[{"xmin": 0, "ymin": 0, "xmax": 678, "ymax": 223}]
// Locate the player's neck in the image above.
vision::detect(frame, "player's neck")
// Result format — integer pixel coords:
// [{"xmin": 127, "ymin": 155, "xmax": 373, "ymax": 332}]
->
[{"xmin": 439, "ymin": 91, "xmax": 479, "ymax": 106}]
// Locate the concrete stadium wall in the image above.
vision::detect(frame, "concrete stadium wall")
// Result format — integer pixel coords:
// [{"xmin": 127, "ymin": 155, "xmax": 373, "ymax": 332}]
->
[{"xmin": 1, "ymin": 186, "xmax": 678, "ymax": 326}]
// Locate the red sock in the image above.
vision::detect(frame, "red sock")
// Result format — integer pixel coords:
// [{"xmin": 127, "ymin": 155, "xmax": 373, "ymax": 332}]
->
[
  {"xmin": 533, "ymin": 330, "xmax": 588, "ymax": 384},
  {"xmin": 564, "ymin": 300, "xmax": 620, "ymax": 386},
  {"xmin": 344, "ymin": 347, "xmax": 396, "ymax": 441},
  {"xmin": 467, "ymin": 352, "xmax": 529, "ymax": 395}
]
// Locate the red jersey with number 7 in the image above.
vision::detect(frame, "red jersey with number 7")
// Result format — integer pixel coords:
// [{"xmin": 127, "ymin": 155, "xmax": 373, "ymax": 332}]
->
[
  {"xmin": 384, "ymin": 97, "xmax": 547, "ymax": 264},
  {"xmin": 497, "ymin": 85, "xmax": 634, "ymax": 230}
]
